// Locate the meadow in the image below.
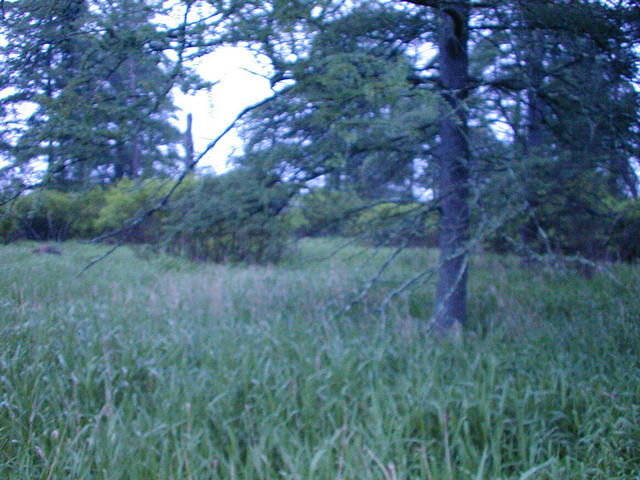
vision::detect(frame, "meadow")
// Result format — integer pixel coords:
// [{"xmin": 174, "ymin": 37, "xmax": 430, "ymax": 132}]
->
[{"xmin": 1, "ymin": 239, "xmax": 639, "ymax": 479}]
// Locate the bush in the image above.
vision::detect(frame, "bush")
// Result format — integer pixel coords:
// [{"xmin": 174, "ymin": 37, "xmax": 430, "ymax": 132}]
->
[
  {"xmin": 0, "ymin": 173, "xmax": 292, "ymax": 265},
  {"xmin": 72, "ymin": 187, "xmax": 108, "ymax": 238},
  {"xmin": 0, "ymin": 188, "xmax": 107, "ymax": 242},
  {"xmin": 287, "ymin": 189, "xmax": 365, "ymax": 237},
  {"xmin": 166, "ymin": 169, "xmax": 293, "ymax": 264},
  {"xmin": 94, "ymin": 177, "xmax": 194, "ymax": 243},
  {"xmin": 286, "ymin": 190, "xmax": 438, "ymax": 246},
  {"xmin": 484, "ymin": 194, "xmax": 640, "ymax": 263},
  {"xmin": 610, "ymin": 199, "xmax": 640, "ymax": 262},
  {"xmin": 0, "ymin": 205, "xmax": 19, "ymax": 243}
]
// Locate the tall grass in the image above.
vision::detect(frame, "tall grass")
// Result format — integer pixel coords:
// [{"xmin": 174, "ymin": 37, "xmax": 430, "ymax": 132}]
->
[{"xmin": 1, "ymin": 240, "xmax": 639, "ymax": 479}]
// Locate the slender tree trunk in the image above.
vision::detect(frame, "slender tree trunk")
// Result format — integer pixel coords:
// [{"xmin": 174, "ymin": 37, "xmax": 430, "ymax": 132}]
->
[
  {"xmin": 128, "ymin": 59, "xmax": 141, "ymax": 177},
  {"xmin": 115, "ymin": 143, "xmax": 127, "ymax": 179},
  {"xmin": 185, "ymin": 113, "xmax": 194, "ymax": 164},
  {"xmin": 525, "ymin": 36, "xmax": 545, "ymax": 152},
  {"xmin": 45, "ymin": 45, "xmax": 58, "ymax": 182},
  {"xmin": 520, "ymin": 18, "xmax": 546, "ymax": 258},
  {"xmin": 433, "ymin": 3, "xmax": 471, "ymax": 331}
]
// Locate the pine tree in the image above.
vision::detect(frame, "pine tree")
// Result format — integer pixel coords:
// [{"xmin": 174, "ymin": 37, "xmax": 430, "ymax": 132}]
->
[
  {"xmin": 0, "ymin": 0, "xmax": 201, "ymax": 188},
  {"xmin": 238, "ymin": 3, "xmax": 434, "ymax": 201},
  {"xmin": 220, "ymin": 0, "xmax": 639, "ymax": 331}
]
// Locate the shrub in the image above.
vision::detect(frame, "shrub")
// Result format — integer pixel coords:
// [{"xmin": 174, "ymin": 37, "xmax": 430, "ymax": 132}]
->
[
  {"xmin": 19, "ymin": 189, "xmax": 77, "ymax": 240},
  {"xmin": 166, "ymin": 169, "xmax": 294, "ymax": 264},
  {"xmin": 94, "ymin": 177, "xmax": 194, "ymax": 243},
  {"xmin": 0, "ymin": 188, "xmax": 107, "ymax": 241},
  {"xmin": 610, "ymin": 199, "xmax": 640, "ymax": 262},
  {"xmin": 72, "ymin": 187, "xmax": 108, "ymax": 238},
  {"xmin": 0, "ymin": 204, "xmax": 19, "ymax": 243},
  {"xmin": 287, "ymin": 189, "xmax": 365, "ymax": 237},
  {"xmin": 286, "ymin": 190, "xmax": 439, "ymax": 246}
]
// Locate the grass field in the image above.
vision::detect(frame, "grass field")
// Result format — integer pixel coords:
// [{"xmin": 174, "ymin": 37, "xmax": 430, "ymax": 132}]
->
[{"xmin": 1, "ymin": 239, "xmax": 639, "ymax": 479}]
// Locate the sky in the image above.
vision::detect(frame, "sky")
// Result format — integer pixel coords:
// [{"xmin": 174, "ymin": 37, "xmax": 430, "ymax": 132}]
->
[{"xmin": 172, "ymin": 47, "xmax": 274, "ymax": 174}]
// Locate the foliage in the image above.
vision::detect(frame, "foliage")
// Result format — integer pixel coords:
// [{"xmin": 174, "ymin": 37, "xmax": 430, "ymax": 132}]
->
[
  {"xmin": 1, "ymin": 0, "xmax": 639, "ymax": 331},
  {"xmin": 72, "ymin": 187, "xmax": 109, "ymax": 238},
  {"xmin": 230, "ymin": 0, "xmax": 639, "ymax": 328},
  {"xmin": 0, "ymin": 172, "xmax": 294, "ymax": 264},
  {"xmin": 237, "ymin": 3, "xmax": 436, "ymax": 200},
  {"xmin": 287, "ymin": 189, "xmax": 365, "ymax": 237},
  {"xmin": 0, "ymin": 0, "xmax": 210, "ymax": 187},
  {"xmin": 166, "ymin": 168, "xmax": 295, "ymax": 263},
  {"xmin": 472, "ymin": 0, "xmax": 640, "ymax": 261},
  {"xmin": 353, "ymin": 201, "xmax": 439, "ymax": 247},
  {"xmin": 481, "ymin": 156, "xmax": 640, "ymax": 262},
  {"xmin": 0, "ymin": 240, "xmax": 639, "ymax": 478},
  {"xmin": 286, "ymin": 190, "xmax": 440, "ymax": 247},
  {"xmin": 93, "ymin": 177, "xmax": 183, "ymax": 243},
  {"xmin": 610, "ymin": 199, "xmax": 640, "ymax": 262},
  {"xmin": 0, "ymin": 208, "xmax": 18, "ymax": 243},
  {"xmin": 0, "ymin": 188, "xmax": 106, "ymax": 242}
]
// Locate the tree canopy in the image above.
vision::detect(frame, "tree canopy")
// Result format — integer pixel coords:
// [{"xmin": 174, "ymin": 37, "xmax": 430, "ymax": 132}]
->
[{"xmin": 0, "ymin": 0, "xmax": 216, "ymax": 190}]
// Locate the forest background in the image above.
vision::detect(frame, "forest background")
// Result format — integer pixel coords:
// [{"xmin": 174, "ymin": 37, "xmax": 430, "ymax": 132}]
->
[{"xmin": 1, "ymin": 0, "xmax": 640, "ymax": 329}]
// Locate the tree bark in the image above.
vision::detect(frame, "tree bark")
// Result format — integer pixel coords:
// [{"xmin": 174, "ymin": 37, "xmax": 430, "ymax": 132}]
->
[{"xmin": 433, "ymin": 3, "xmax": 471, "ymax": 331}]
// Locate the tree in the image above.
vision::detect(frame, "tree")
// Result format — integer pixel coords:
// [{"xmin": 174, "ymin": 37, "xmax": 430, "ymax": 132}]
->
[
  {"xmin": 221, "ymin": 0, "xmax": 473, "ymax": 329},
  {"xmin": 237, "ymin": 3, "xmax": 436, "ymax": 200},
  {"xmin": 0, "ymin": 0, "xmax": 207, "ymax": 190},
  {"xmin": 476, "ymin": 1, "xmax": 640, "ymax": 260},
  {"xmin": 0, "ymin": 0, "xmax": 92, "ymax": 185},
  {"xmin": 2, "ymin": 0, "xmax": 638, "ymax": 333},
  {"xmin": 380, "ymin": 1, "xmax": 470, "ymax": 330},
  {"xmin": 222, "ymin": 0, "xmax": 639, "ymax": 332}
]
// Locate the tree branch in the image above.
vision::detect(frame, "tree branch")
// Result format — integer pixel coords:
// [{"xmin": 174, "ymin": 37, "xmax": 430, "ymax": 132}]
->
[
  {"xmin": 401, "ymin": 0, "xmax": 440, "ymax": 7},
  {"xmin": 75, "ymin": 86, "xmax": 292, "ymax": 276}
]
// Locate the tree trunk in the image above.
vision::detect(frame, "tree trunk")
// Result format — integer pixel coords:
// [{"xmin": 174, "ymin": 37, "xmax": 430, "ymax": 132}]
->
[
  {"xmin": 525, "ymin": 35, "xmax": 545, "ymax": 153},
  {"xmin": 185, "ymin": 113, "xmax": 194, "ymax": 164},
  {"xmin": 433, "ymin": 3, "xmax": 471, "ymax": 331},
  {"xmin": 520, "ymin": 13, "xmax": 546, "ymax": 258},
  {"xmin": 128, "ymin": 59, "xmax": 141, "ymax": 177}
]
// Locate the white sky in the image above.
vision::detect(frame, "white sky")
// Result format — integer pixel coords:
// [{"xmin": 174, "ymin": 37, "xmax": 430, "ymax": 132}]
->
[{"xmin": 172, "ymin": 47, "xmax": 273, "ymax": 174}]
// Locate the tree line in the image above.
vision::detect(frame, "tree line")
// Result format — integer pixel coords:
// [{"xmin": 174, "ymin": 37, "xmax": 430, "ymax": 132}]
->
[{"xmin": 1, "ymin": 0, "xmax": 639, "ymax": 332}]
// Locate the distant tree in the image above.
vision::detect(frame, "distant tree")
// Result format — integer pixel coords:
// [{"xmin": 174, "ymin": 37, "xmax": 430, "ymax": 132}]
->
[
  {"xmin": 474, "ymin": 1, "xmax": 640, "ymax": 260},
  {"xmin": 0, "ymin": 0, "xmax": 92, "ymax": 185},
  {"xmin": 0, "ymin": 0, "xmax": 208, "ymax": 190}
]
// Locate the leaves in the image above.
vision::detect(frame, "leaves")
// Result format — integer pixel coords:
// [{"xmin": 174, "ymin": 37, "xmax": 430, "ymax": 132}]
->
[{"xmin": 0, "ymin": 0, "xmax": 208, "ymax": 187}]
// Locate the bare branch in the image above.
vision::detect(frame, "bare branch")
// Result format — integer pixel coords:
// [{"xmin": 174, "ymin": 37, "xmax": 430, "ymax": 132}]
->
[{"xmin": 75, "ymin": 242, "xmax": 124, "ymax": 278}]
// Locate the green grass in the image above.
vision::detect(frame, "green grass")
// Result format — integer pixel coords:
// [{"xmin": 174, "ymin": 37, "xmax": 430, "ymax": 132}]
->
[{"xmin": 1, "ymin": 239, "xmax": 639, "ymax": 479}]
